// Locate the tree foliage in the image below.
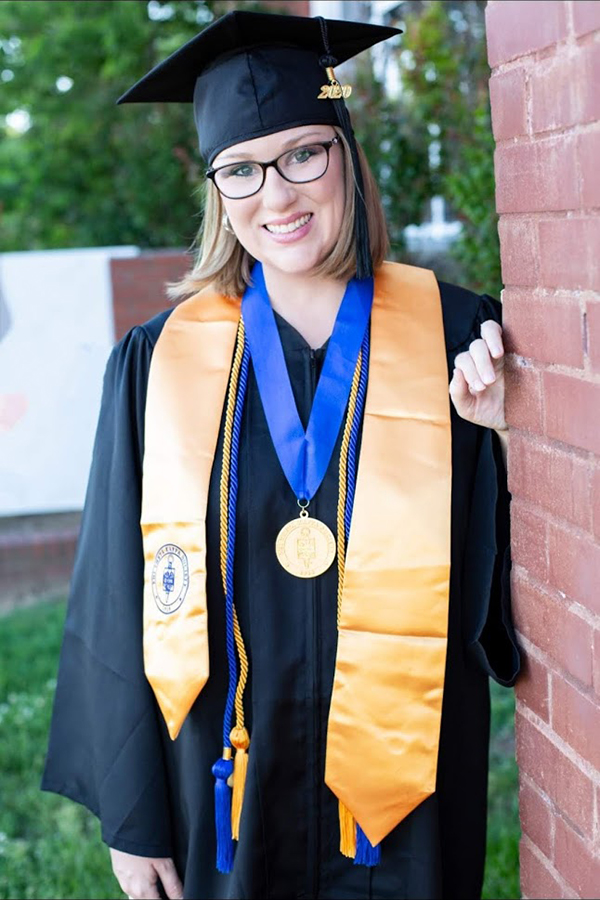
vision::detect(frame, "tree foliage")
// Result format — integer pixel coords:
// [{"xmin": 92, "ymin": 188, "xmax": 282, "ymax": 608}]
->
[
  {"xmin": 387, "ymin": 0, "xmax": 501, "ymax": 294},
  {"xmin": 0, "ymin": 0, "xmax": 223, "ymax": 251},
  {"xmin": 1, "ymin": 0, "xmax": 500, "ymax": 295}
]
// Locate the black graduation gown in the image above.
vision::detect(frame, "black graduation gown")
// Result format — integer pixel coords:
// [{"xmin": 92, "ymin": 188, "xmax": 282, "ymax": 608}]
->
[{"xmin": 41, "ymin": 279, "xmax": 521, "ymax": 900}]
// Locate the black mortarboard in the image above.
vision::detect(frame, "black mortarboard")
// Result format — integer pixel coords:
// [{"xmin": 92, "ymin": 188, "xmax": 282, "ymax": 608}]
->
[{"xmin": 117, "ymin": 10, "xmax": 401, "ymax": 279}]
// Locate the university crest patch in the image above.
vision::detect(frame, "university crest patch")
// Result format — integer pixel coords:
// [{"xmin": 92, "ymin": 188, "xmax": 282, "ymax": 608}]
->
[{"xmin": 151, "ymin": 544, "xmax": 190, "ymax": 614}]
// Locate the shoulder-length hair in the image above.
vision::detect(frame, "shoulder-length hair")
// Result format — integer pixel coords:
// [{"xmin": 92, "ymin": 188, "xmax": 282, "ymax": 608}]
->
[{"xmin": 166, "ymin": 127, "xmax": 389, "ymax": 301}]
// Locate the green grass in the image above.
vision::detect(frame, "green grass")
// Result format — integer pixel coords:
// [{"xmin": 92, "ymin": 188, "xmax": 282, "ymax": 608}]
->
[
  {"xmin": 0, "ymin": 599, "xmax": 520, "ymax": 899},
  {"xmin": 0, "ymin": 600, "xmax": 124, "ymax": 900},
  {"xmin": 483, "ymin": 680, "xmax": 521, "ymax": 899}
]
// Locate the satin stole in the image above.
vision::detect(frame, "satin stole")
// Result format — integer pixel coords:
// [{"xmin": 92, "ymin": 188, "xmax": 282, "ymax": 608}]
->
[{"xmin": 141, "ymin": 261, "xmax": 452, "ymax": 846}]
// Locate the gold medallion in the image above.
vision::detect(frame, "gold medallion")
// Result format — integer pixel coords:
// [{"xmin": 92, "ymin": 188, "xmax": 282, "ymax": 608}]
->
[{"xmin": 276, "ymin": 511, "xmax": 336, "ymax": 578}]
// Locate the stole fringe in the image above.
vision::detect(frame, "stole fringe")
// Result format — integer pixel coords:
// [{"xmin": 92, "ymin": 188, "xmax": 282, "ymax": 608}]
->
[
  {"xmin": 338, "ymin": 799, "xmax": 357, "ymax": 858},
  {"xmin": 212, "ymin": 755, "xmax": 235, "ymax": 873},
  {"xmin": 230, "ymin": 726, "xmax": 250, "ymax": 840},
  {"xmin": 354, "ymin": 824, "xmax": 381, "ymax": 867}
]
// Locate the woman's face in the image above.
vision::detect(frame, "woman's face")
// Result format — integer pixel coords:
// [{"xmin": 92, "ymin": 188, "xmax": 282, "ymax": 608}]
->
[{"xmin": 212, "ymin": 124, "xmax": 345, "ymax": 279}]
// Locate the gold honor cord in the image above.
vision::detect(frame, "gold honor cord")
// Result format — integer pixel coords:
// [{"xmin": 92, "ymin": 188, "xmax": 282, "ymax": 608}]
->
[{"xmin": 219, "ymin": 318, "xmax": 251, "ymax": 839}]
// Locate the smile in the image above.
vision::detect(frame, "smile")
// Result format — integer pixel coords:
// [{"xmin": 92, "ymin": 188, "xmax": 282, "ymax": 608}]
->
[{"xmin": 264, "ymin": 213, "xmax": 312, "ymax": 234}]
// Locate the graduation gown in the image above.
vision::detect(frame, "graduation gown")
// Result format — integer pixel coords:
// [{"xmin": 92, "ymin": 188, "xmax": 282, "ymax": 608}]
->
[{"xmin": 42, "ymin": 279, "xmax": 521, "ymax": 900}]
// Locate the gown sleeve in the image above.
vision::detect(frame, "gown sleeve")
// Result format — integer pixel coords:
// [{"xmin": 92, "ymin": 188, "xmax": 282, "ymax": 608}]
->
[
  {"xmin": 458, "ymin": 293, "xmax": 521, "ymax": 687},
  {"xmin": 41, "ymin": 325, "xmax": 173, "ymax": 857}
]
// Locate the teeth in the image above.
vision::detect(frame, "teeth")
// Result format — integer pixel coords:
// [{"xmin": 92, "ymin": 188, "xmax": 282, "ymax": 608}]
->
[{"xmin": 265, "ymin": 214, "xmax": 311, "ymax": 234}]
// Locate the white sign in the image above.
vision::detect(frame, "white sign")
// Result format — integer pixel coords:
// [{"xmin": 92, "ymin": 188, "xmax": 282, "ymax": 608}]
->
[{"xmin": 0, "ymin": 246, "xmax": 138, "ymax": 516}]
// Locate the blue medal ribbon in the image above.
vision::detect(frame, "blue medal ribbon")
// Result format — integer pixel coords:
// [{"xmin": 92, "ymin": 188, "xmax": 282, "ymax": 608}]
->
[{"xmin": 241, "ymin": 262, "xmax": 373, "ymax": 503}]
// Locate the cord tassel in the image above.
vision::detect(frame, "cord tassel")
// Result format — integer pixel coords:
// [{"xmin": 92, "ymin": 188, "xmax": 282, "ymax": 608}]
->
[
  {"xmin": 354, "ymin": 824, "xmax": 381, "ymax": 867},
  {"xmin": 338, "ymin": 799, "xmax": 357, "ymax": 858},
  {"xmin": 230, "ymin": 725, "xmax": 250, "ymax": 840},
  {"xmin": 212, "ymin": 753, "xmax": 235, "ymax": 872}
]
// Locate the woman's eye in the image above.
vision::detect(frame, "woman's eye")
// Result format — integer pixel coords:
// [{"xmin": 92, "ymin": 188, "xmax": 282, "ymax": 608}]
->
[
  {"xmin": 224, "ymin": 163, "xmax": 259, "ymax": 179},
  {"xmin": 290, "ymin": 147, "xmax": 317, "ymax": 165}
]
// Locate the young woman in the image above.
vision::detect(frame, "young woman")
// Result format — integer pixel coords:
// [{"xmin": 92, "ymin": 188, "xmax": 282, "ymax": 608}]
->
[{"xmin": 42, "ymin": 10, "xmax": 519, "ymax": 900}]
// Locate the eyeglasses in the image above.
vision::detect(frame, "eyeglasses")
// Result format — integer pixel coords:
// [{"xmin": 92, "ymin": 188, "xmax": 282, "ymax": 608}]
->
[{"xmin": 206, "ymin": 137, "xmax": 340, "ymax": 199}]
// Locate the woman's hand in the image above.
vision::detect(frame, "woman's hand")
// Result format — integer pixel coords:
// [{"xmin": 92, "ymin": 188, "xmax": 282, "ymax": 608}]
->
[
  {"xmin": 109, "ymin": 847, "xmax": 184, "ymax": 900},
  {"xmin": 449, "ymin": 319, "xmax": 507, "ymax": 432}
]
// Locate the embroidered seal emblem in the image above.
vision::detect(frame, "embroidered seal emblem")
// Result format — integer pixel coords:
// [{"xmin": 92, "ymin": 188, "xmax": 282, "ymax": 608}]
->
[{"xmin": 151, "ymin": 544, "xmax": 189, "ymax": 614}]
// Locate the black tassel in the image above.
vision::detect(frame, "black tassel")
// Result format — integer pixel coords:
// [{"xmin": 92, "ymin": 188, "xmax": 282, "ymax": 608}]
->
[{"xmin": 317, "ymin": 19, "xmax": 373, "ymax": 281}]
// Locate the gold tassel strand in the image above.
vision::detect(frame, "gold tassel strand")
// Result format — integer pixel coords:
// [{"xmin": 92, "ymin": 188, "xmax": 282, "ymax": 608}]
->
[{"xmin": 230, "ymin": 721, "xmax": 250, "ymax": 839}]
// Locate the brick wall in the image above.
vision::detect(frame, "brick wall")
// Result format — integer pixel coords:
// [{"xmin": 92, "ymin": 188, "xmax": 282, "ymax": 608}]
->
[
  {"xmin": 486, "ymin": 1, "xmax": 600, "ymax": 897},
  {"xmin": 111, "ymin": 251, "xmax": 191, "ymax": 341},
  {"xmin": 0, "ymin": 513, "xmax": 81, "ymax": 612}
]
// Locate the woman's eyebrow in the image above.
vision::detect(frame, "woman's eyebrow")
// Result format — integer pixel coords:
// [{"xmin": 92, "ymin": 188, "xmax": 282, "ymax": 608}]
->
[{"xmin": 216, "ymin": 131, "xmax": 328, "ymax": 163}]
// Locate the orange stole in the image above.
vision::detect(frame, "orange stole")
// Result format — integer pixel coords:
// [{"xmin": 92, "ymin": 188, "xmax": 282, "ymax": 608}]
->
[{"xmin": 141, "ymin": 262, "xmax": 452, "ymax": 846}]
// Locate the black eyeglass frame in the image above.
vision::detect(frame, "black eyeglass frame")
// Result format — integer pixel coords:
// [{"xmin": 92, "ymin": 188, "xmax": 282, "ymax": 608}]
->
[{"xmin": 205, "ymin": 136, "xmax": 340, "ymax": 199}]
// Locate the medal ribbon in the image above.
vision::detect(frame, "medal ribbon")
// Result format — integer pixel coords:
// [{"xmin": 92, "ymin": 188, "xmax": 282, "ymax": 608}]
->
[{"xmin": 241, "ymin": 262, "xmax": 373, "ymax": 503}]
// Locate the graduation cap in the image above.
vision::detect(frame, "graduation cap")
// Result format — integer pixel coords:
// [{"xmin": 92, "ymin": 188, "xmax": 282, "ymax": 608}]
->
[{"xmin": 117, "ymin": 9, "xmax": 401, "ymax": 280}]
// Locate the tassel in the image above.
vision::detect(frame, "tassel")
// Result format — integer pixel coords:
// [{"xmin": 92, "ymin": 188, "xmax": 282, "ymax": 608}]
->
[
  {"xmin": 230, "ymin": 725, "xmax": 250, "ymax": 840},
  {"xmin": 212, "ymin": 752, "xmax": 235, "ymax": 873},
  {"xmin": 338, "ymin": 799, "xmax": 357, "ymax": 858},
  {"xmin": 354, "ymin": 824, "xmax": 381, "ymax": 867},
  {"xmin": 317, "ymin": 17, "xmax": 373, "ymax": 282}
]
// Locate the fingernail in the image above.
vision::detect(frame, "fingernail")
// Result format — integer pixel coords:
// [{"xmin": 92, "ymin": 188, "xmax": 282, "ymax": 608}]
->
[{"xmin": 475, "ymin": 380, "xmax": 485, "ymax": 391}]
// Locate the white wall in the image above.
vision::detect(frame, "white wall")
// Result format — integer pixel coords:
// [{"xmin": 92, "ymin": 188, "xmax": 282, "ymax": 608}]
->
[{"xmin": 0, "ymin": 246, "xmax": 138, "ymax": 516}]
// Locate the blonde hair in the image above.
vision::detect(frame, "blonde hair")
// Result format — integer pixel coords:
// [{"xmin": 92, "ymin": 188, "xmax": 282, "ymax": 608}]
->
[{"xmin": 166, "ymin": 128, "xmax": 389, "ymax": 301}]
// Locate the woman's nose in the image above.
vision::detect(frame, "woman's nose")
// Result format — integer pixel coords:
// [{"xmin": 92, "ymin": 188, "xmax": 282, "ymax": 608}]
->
[{"xmin": 260, "ymin": 165, "xmax": 297, "ymax": 210}]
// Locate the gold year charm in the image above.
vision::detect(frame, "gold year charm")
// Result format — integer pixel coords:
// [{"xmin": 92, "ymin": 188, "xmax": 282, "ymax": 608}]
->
[
  {"xmin": 317, "ymin": 66, "xmax": 352, "ymax": 101},
  {"xmin": 276, "ymin": 503, "xmax": 336, "ymax": 578}
]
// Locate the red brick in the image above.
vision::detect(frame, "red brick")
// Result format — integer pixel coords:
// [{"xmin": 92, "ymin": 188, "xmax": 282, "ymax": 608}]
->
[
  {"xmin": 516, "ymin": 653, "xmax": 551, "ymax": 721},
  {"xmin": 512, "ymin": 574, "xmax": 593, "ymax": 686},
  {"xmin": 486, "ymin": 0, "xmax": 567, "ymax": 67},
  {"xmin": 554, "ymin": 815, "xmax": 600, "ymax": 898},
  {"xmin": 581, "ymin": 42, "xmax": 600, "ymax": 123},
  {"xmin": 498, "ymin": 216, "xmax": 538, "ymax": 287},
  {"xmin": 548, "ymin": 521, "xmax": 600, "ymax": 615},
  {"xmin": 594, "ymin": 631, "xmax": 600, "ymax": 697},
  {"xmin": 261, "ymin": 0, "xmax": 309, "ymax": 13},
  {"xmin": 531, "ymin": 43, "xmax": 600, "ymax": 133},
  {"xmin": 495, "ymin": 138, "xmax": 579, "ymax": 213},
  {"xmin": 489, "ymin": 68, "xmax": 528, "ymax": 140},
  {"xmin": 544, "ymin": 371, "xmax": 600, "ymax": 456},
  {"xmin": 587, "ymin": 301, "xmax": 600, "ymax": 374},
  {"xmin": 507, "ymin": 431, "xmax": 590, "ymax": 530},
  {"xmin": 531, "ymin": 53, "xmax": 577, "ymax": 133},
  {"xmin": 538, "ymin": 217, "xmax": 600, "ymax": 291},
  {"xmin": 512, "ymin": 499, "xmax": 549, "ymax": 582},
  {"xmin": 579, "ymin": 132, "xmax": 600, "ymax": 209},
  {"xmin": 503, "ymin": 289, "xmax": 584, "ymax": 368},
  {"xmin": 520, "ymin": 839, "xmax": 563, "ymax": 899},
  {"xmin": 516, "ymin": 712, "xmax": 595, "ymax": 836},
  {"xmin": 573, "ymin": 0, "xmax": 600, "ymax": 37},
  {"xmin": 111, "ymin": 252, "xmax": 190, "ymax": 341},
  {"xmin": 520, "ymin": 778, "xmax": 554, "ymax": 860},
  {"xmin": 504, "ymin": 356, "xmax": 544, "ymax": 433},
  {"xmin": 593, "ymin": 465, "xmax": 600, "ymax": 542},
  {"xmin": 552, "ymin": 675, "xmax": 600, "ymax": 772}
]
